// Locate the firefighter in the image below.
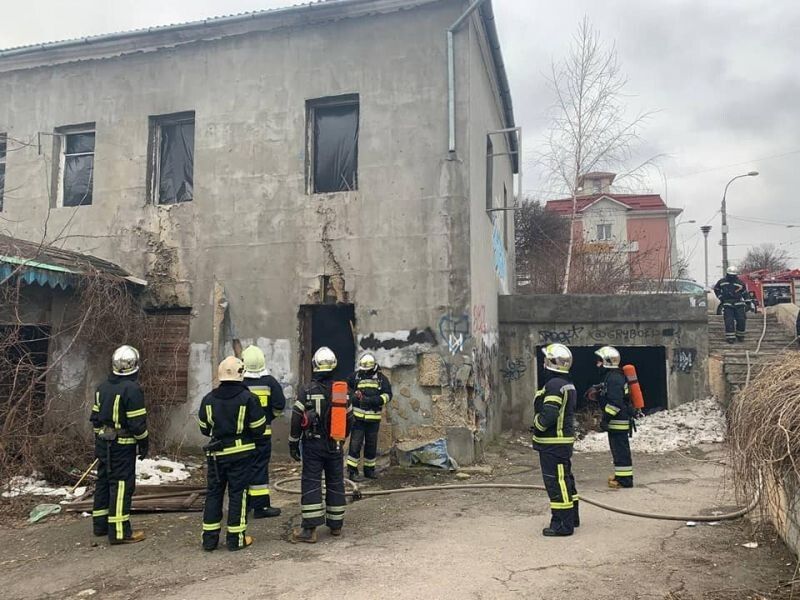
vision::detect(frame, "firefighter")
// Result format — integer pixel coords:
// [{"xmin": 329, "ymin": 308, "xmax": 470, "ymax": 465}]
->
[
  {"xmin": 242, "ymin": 345, "xmax": 286, "ymax": 518},
  {"xmin": 532, "ymin": 343, "xmax": 578, "ymax": 537},
  {"xmin": 288, "ymin": 346, "xmax": 353, "ymax": 543},
  {"xmin": 595, "ymin": 346, "xmax": 634, "ymax": 489},
  {"xmin": 346, "ymin": 352, "xmax": 392, "ymax": 481},
  {"xmin": 90, "ymin": 345, "xmax": 149, "ymax": 544},
  {"xmin": 198, "ymin": 356, "xmax": 267, "ymax": 551},
  {"xmin": 714, "ymin": 266, "xmax": 748, "ymax": 343}
]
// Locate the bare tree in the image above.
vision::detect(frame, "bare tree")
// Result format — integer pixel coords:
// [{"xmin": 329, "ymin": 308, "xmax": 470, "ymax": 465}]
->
[
  {"xmin": 739, "ymin": 243, "xmax": 791, "ymax": 274},
  {"xmin": 515, "ymin": 199, "xmax": 569, "ymax": 292},
  {"xmin": 541, "ymin": 16, "xmax": 656, "ymax": 293}
]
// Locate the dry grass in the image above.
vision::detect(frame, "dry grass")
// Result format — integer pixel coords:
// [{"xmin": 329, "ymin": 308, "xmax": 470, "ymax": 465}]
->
[{"xmin": 728, "ymin": 351, "xmax": 800, "ymax": 529}]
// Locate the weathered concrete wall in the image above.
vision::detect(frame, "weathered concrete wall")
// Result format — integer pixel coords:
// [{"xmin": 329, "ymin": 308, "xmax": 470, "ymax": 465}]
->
[
  {"xmin": 0, "ymin": 0, "xmax": 513, "ymax": 463},
  {"xmin": 498, "ymin": 294, "xmax": 709, "ymax": 429}
]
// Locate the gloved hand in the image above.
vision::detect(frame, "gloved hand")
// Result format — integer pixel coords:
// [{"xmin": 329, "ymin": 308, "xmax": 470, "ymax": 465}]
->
[
  {"xmin": 584, "ymin": 387, "xmax": 598, "ymax": 402},
  {"xmin": 354, "ymin": 390, "xmax": 364, "ymax": 404},
  {"xmin": 598, "ymin": 419, "xmax": 609, "ymax": 433},
  {"xmin": 289, "ymin": 441, "xmax": 301, "ymax": 462},
  {"xmin": 369, "ymin": 396, "xmax": 384, "ymax": 411},
  {"xmin": 137, "ymin": 438, "xmax": 149, "ymax": 460},
  {"xmin": 634, "ymin": 408, "xmax": 645, "ymax": 420}
]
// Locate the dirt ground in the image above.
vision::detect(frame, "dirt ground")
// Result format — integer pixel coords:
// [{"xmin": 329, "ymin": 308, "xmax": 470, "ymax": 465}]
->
[{"xmin": 0, "ymin": 439, "xmax": 796, "ymax": 600}]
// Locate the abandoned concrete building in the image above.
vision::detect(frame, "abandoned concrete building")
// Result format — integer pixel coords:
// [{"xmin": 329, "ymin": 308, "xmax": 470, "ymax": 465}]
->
[{"xmin": 0, "ymin": 0, "xmax": 519, "ymax": 464}]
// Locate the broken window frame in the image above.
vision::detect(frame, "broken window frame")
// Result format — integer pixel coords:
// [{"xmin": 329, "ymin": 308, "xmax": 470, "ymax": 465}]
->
[
  {"xmin": 54, "ymin": 124, "xmax": 96, "ymax": 208},
  {"xmin": 0, "ymin": 132, "xmax": 6, "ymax": 212},
  {"xmin": 148, "ymin": 111, "xmax": 195, "ymax": 205},
  {"xmin": 306, "ymin": 94, "xmax": 359, "ymax": 194}
]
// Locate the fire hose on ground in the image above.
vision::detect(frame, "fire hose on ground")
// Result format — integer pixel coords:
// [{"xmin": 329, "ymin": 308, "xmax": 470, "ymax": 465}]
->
[{"xmin": 273, "ymin": 476, "xmax": 760, "ymax": 523}]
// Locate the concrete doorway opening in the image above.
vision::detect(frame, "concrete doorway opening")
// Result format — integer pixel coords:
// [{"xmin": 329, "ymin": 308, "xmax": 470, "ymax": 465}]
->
[
  {"xmin": 535, "ymin": 345, "xmax": 668, "ymax": 412},
  {"xmin": 298, "ymin": 304, "xmax": 356, "ymax": 386}
]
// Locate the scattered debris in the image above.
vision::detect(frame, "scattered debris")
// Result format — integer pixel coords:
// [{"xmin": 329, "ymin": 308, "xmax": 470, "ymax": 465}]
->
[
  {"xmin": 458, "ymin": 465, "xmax": 494, "ymax": 476},
  {"xmin": 395, "ymin": 438, "xmax": 456, "ymax": 470},
  {"xmin": 685, "ymin": 521, "xmax": 697, "ymax": 527},
  {"xmin": 28, "ymin": 504, "xmax": 62, "ymax": 523},
  {"xmin": 455, "ymin": 472, "xmax": 471, "ymax": 480},
  {"xmin": 75, "ymin": 589, "xmax": 97, "ymax": 597},
  {"xmin": 575, "ymin": 398, "xmax": 725, "ymax": 454},
  {"xmin": 65, "ymin": 485, "xmax": 206, "ymax": 514},
  {"xmin": 742, "ymin": 542, "xmax": 759, "ymax": 549}
]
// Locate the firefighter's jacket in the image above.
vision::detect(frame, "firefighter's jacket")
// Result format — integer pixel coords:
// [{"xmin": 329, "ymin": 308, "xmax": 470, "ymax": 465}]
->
[
  {"xmin": 243, "ymin": 374, "xmax": 286, "ymax": 439},
  {"xmin": 532, "ymin": 374, "xmax": 576, "ymax": 447},
  {"xmin": 600, "ymin": 369, "xmax": 632, "ymax": 433},
  {"xmin": 90, "ymin": 374, "xmax": 148, "ymax": 452},
  {"xmin": 347, "ymin": 369, "xmax": 392, "ymax": 422},
  {"xmin": 290, "ymin": 371, "xmax": 353, "ymax": 443},
  {"xmin": 198, "ymin": 382, "xmax": 266, "ymax": 460},
  {"xmin": 714, "ymin": 275, "xmax": 748, "ymax": 307}
]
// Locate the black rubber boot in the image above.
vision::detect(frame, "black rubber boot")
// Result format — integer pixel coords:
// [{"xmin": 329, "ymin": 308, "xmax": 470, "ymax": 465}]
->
[
  {"xmin": 363, "ymin": 467, "xmax": 378, "ymax": 480},
  {"xmin": 542, "ymin": 527, "xmax": 573, "ymax": 537},
  {"xmin": 253, "ymin": 506, "xmax": 282, "ymax": 519},
  {"xmin": 203, "ymin": 534, "xmax": 219, "ymax": 552},
  {"xmin": 348, "ymin": 467, "xmax": 363, "ymax": 482}
]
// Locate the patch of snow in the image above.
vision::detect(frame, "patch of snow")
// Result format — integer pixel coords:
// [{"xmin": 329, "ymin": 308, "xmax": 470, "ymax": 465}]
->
[
  {"xmin": 135, "ymin": 457, "xmax": 191, "ymax": 485},
  {"xmin": 2, "ymin": 473, "xmax": 86, "ymax": 499},
  {"xmin": 575, "ymin": 398, "xmax": 726, "ymax": 454}
]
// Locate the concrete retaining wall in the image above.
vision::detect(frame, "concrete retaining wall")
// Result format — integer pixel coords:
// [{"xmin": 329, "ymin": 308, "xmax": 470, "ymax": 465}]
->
[{"xmin": 498, "ymin": 294, "xmax": 709, "ymax": 429}]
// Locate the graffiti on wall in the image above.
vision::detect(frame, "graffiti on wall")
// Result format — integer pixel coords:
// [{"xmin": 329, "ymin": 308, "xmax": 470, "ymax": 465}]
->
[
  {"xmin": 500, "ymin": 357, "xmax": 527, "ymax": 381},
  {"xmin": 472, "ymin": 304, "xmax": 488, "ymax": 336},
  {"xmin": 492, "ymin": 224, "xmax": 509, "ymax": 294},
  {"xmin": 358, "ymin": 328, "xmax": 438, "ymax": 368},
  {"xmin": 538, "ymin": 325, "xmax": 584, "ymax": 345},
  {"xmin": 672, "ymin": 348, "xmax": 696, "ymax": 373},
  {"xmin": 439, "ymin": 313, "xmax": 470, "ymax": 356}
]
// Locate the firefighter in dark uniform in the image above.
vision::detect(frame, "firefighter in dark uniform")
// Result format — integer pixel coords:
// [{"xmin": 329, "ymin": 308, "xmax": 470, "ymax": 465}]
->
[
  {"xmin": 242, "ymin": 345, "xmax": 286, "ymax": 518},
  {"xmin": 288, "ymin": 346, "xmax": 353, "ymax": 543},
  {"xmin": 595, "ymin": 346, "xmax": 634, "ymax": 489},
  {"xmin": 346, "ymin": 352, "xmax": 392, "ymax": 481},
  {"xmin": 90, "ymin": 345, "xmax": 149, "ymax": 544},
  {"xmin": 714, "ymin": 266, "xmax": 748, "ymax": 343},
  {"xmin": 532, "ymin": 343, "xmax": 579, "ymax": 537},
  {"xmin": 198, "ymin": 356, "xmax": 267, "ymax": 551}
]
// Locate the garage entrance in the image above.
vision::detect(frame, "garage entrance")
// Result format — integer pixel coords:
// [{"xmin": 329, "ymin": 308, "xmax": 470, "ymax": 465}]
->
[{"xmin": 535, "ymin": 345, "xmax": 668, "ymax": 413}]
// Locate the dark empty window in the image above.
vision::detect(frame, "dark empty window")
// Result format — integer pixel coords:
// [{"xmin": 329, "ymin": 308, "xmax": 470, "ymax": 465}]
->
[
  {"xmin": 307, "ymin": 95, "xmax": 359, "ymax": 193},
  {"xmin": 0, "ymin": 133, "xmax": 6, "ymax": 212},
  {"xmin": 150, "ymin": 112, "xmax": 195, "ymax": 204},
  {"xmin": 59, "ymin": 127, "xmax": 95, "ymax": 207}
]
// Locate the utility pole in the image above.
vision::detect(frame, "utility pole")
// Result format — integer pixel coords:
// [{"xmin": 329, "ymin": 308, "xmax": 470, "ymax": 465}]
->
[
  {"xmin": 701, "ymin": 225, "xmax": 712, "ymax": 287},
  {"xmin": 721, "ymin": 171, "xmax": 759, "ymax": 274}
]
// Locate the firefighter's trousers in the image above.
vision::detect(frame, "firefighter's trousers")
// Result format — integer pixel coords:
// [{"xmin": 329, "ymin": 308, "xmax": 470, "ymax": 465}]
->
[
  {"xmin": 722, "ymin": 304, "xmax": 746, "ymax": 342},
  {"xmin": 300, "ymin": 437, "xmax": 347, "ymax": 530},
  {"xmin": 92, "ymin": 440, "xmax": 137, "ymax": 542},
  {"xmin": 608, "ymin": 431, "xmax": 634, "ymax": 487},
  {"xmin": 347, "ymin": 419, "xmax": 380, "ymax": 475},
  {"xmin": 248, "ymin": 437, "xmax": 274, "ymax": 511},
  {"xmin": 536, "ymin": 444, "xmax": 578, "ymax": 534},
  {"xmin": 202, "ymin": 453, "xmax": 252, "ymax": 550}
]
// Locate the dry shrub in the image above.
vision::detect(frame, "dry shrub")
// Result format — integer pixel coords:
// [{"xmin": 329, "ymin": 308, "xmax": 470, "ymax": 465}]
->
[
  {"xmin": 728, "ymin": 351, "xmax": 800, "ymax": 524},
  {"xmin": 1, "ymin": 272, "xmax": 183, "ymax": 485}
]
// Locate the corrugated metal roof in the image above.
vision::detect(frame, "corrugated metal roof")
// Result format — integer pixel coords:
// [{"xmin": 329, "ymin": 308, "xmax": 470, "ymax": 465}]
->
[{"xmin": 0, "ymin": 234, "xmax": 145, "ymax": 289}]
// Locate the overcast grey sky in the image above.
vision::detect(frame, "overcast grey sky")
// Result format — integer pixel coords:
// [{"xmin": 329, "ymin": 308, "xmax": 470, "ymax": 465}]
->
[{"xmin": 2, "ymin": 0, "xmax": 799, "ymax": 282}]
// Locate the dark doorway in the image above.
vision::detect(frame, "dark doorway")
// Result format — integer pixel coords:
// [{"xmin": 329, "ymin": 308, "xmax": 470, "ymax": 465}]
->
[
  {"xmin": 536, "ymin": 345, "xmax": 668, "ymax": 412},
  {"xmin": 298, "ymin": 304, "xmax": 356, "ymax": 386}
]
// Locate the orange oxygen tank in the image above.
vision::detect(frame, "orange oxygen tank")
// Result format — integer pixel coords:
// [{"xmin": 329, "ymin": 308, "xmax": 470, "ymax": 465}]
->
[
  {"xmin": 330, "ymin": 381, "xmax": 349, "ymax": 444},
  {"xmin": 622, "ymin": 364, "xmax": 645, "ymax": 410}
]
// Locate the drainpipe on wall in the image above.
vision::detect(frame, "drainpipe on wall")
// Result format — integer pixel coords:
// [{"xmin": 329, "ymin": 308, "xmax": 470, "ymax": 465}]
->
[{"xmin": 448, "ymin": 0, "xmax": 489, "ymax": 158}]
